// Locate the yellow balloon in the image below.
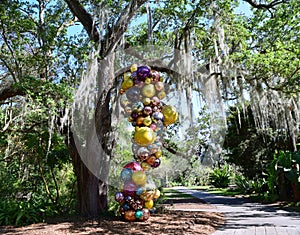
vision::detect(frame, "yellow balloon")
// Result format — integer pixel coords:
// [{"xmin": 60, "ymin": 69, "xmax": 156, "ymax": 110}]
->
[
  {"xmin": 145, "ymin": 200, "xmax": 154, "ymax": 209},
  {"xmin": 157, "ymin": 91, "xmax": 166, "ymax": 100},
  {"xmin": 155, "ymin": 149, "xmax": 162, "ymax": 158},
  {"xmin": 162, "ymin": 105, "xmax": 178, "ymax": 125},
  {"xmin": 141, "ymin": 162, "xmax": 151, "ymax": 171},
  {"xmin": 140, "ymin": 190, "xmax": 154, "ymax": 201},
  {"xmin": 145, "ymin": 78, "xmax": 152, "ymax": 84},
  {"xmin": 130, "ymin": 64, "xmax": 137, "ymax": 72},
  {"xmin": 143, "ymin": 97, "xmax": 151, "ymax": 105},
  {"xmin": 121, "ymin": 79, "xmax": 134, "ymax": 90},
  {"xmin": 123, "ymin": 72, "xmax": 131, "ymax": 80},
  {"xmin": 143, "ymin": 116, "xmax": 152, "ymax": 126},
  {"xmin": 153, "ymin": 189, "xmax": 160, "ymax": 199},
  {"xmin": 142, "ymin": 84, "xmax": 156, "ymax": 98},
  {"xmin": 132, "ymin": 171, "xmax": 146, "ymax": 186},
  {"xmin": 134, "ymin": 127, "xmax": 156, "ymax": 146}
]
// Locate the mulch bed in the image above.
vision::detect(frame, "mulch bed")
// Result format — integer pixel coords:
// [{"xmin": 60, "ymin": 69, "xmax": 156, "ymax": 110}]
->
[{"xmin": 0, "ymin": 197, "xmax": 224, "ymax": 235}]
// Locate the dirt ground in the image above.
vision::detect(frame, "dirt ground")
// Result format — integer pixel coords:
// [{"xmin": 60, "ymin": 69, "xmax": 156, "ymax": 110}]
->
[{"xmin": 0, "ymin": 197, "xmax": 224, "ymax": 235}]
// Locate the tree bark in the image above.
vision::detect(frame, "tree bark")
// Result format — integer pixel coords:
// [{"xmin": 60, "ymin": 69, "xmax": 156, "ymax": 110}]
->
[
  {"xmin": 243, "ymin": 0, "xmax": 287, "ymax": 9},
  {"xmin": 64, "ymin": 0, "xmax": 100, "ymax": 42},
  {"xmin": 0, "ymin": 82, "xmax": 25, "ymax": 101},
  {"xmin": 69, "ymin": 132, "xmax": 107, "ymax": 217}
]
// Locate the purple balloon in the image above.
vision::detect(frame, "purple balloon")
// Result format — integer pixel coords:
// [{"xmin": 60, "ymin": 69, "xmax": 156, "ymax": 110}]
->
[
  {"xmin": 152, "ymin": 96, "xmax": 160, "ymax": 106},
  {"xmin": 137, "ymin": 66, "xmax": 150, "ymax": 81},
  {"xmin": 115, "ymin": 192, "xmax": 124, "ymax": 202},
  {"xmin": 123, "ymin": 181, "xmax": 137, "ymax": 196},
  {"xmin": 131, "ymin": 71, "xmax": 137, "ymax": 79},
  {"xmin": 152, "ymin": 158, "xmax": 161, "ymax": 168},
  {"xmin": 131, "ymin": 112, "xmax": 138, "ymax": 119}
]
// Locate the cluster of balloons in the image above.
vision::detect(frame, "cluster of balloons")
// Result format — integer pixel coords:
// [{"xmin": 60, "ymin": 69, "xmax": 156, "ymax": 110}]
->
[{"xmin": 115, "ymin": 64, "xmax": 178, "ymax": 221}]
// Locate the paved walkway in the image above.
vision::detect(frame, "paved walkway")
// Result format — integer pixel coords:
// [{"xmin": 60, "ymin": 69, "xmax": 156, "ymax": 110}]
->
[{"xmin": 172, "ymin": 186, "xmax": 300, "ymax": 235}]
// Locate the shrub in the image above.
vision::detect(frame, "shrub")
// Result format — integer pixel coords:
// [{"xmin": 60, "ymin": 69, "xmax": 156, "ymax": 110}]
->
[
  {"xmin": 209, "ymin": 164, "xmax": 231, "ymax": 188},
  {"xmin": 235, "ymin": 174, "xmax": 253, "ymax": 193},
  {"xmin": 235, "ymin": 175, "xmax": 266, "ymax": 194}
]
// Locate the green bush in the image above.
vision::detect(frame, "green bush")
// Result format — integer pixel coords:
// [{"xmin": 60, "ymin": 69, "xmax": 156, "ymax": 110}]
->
[
  {"xmin": 0, "ymin": 161, "xmax": 76, "ymax": 226},
  {"xmin": 235, "ymin": 174, "xmax": 266, "ymax": 194},
  {"xmin": 235, "ymin": 174, "xmax": 253, "ymax": 193},
  {"xmin": 209, "ymin": 165, "xmax": 231, "ymax": 188},
  {"xmin": 0, "ymin": 199, "xmax": 58, "ymax": 226}
]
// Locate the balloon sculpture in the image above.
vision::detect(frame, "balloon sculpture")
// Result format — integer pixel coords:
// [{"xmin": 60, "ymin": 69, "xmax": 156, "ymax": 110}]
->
[{"xmin": 115, "ymin": 64, "xmax": 178, "ymax": 222}]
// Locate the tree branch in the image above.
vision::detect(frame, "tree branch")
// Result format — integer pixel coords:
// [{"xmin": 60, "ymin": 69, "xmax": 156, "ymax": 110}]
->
[
  {"xmin": 104, "ymin": 0, "xmax": 147, "ymax": 56},
  {"xmin": 0, "ymin": 23, "xmax": 20, "ymax": 82},
  {"xmin": 163, "ymin": 142, "xmax": 185, "ymax": 157},
  {"xmin": 64, "ymin": 0, "xmax": 100, "ymax": 42},
  {"xmin": 243, "ymin": 0, "xmax": 287, "ymax": 9},
  {"xmin": 0, "ymin": 82, "xmax": 25, "ymax": 101}
]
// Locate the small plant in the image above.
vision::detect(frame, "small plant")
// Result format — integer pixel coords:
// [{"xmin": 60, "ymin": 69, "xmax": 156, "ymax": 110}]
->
[
  {"xmin": 209, "ymin": 164, "xmax": 232, "ymax": 188},
  {"xmin": 235, "ymin": 174, "xmax": 253, "ymax": 193}
]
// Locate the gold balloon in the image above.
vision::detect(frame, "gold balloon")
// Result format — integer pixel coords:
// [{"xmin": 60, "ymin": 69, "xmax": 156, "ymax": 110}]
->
[
  {"xmin": 121, "ymin": 79, "xmax": 134, "ymax": 90},
  {"xmin": 130, "ymin": 64, "xmax": 137, "ymax": 72},
  {"xmin": 157, "ymin": 91, "xmax": 166, "ymax": 100},
  {"xmin": 145, "ymin": 200, "xmax": 154, "ymax": 209},
  {"xmin": 143, "ymin": 116, "xmax": 152, "ymax": 126},
  {"xmin": 140, "ymin": 190, "xmax": 154, "ymax": 201},
  {"xmin": 155, "ymin": 149, "xmax": 162, "ymax": 158},
  {"xmin": 145, "ymin": 78, "xmax": 152, "ymax": 84},
  {"xmin": 153, "ymin": 189, "xmax": 160, "ymax": 199},
  {"xmin": 141, "ymin": 162, "xmax": 151, "ymax": 171},
  {"xmin": 124, "ymin": 72, "xmax": 131, "ymax": 80},
  {"xmin": 143, "ymin": 97, "xmax": 151, "ymax": 105},
  {"xmin": 162, "ymin": 105, "xmax": 178, "ymax": 125},
  {"xmin": 132, "ymin": 171, "xmax": 146, "ymax": 186},
  {"xmin": 142, "ymin": 84, "xmax": 156, "ymax": 98},
  {"xmin": 134, "ymin": 127, "xmax": 156, "ymax": 146}
]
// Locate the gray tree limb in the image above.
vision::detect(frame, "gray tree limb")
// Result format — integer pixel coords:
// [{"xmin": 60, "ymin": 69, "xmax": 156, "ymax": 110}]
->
[
  {"xmin": 103, "ymin": 0, "xmax": 147, "ymax": 56},
  {"xmin": 64, "ymin": 0, "xmax": 100, "ymax": 42}
]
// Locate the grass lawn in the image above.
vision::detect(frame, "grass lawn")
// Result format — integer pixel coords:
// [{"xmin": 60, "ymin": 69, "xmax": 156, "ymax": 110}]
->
[
  {"xmin": 162, "ymin": 188, "xmax": 194, "ymax": 200},
  {"xmin": 188, "ymin": 185, "xmax": 243, "ymax": 197}
]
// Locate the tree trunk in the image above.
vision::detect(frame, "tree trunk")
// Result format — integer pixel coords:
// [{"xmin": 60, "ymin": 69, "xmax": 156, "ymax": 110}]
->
[
  {"xmin": 69, "ymin": 132, "xmax": 108, "ymax": 217},
  {"xmin": 277, "ymin": 168, "xmax": 288, "ymax": 201},
  {"xmin": 291, "ymin": 182, "xmax": 300, "ymax": 202},
  {"xmin": 68, "ymin": 54, "xmax": 115, "ymax": 217}
]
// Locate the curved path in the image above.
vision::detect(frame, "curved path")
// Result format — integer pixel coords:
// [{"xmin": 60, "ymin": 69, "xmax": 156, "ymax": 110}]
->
[{"xmin": 172, "ymin": 186, "xmax": 300, "ymax": 235}]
